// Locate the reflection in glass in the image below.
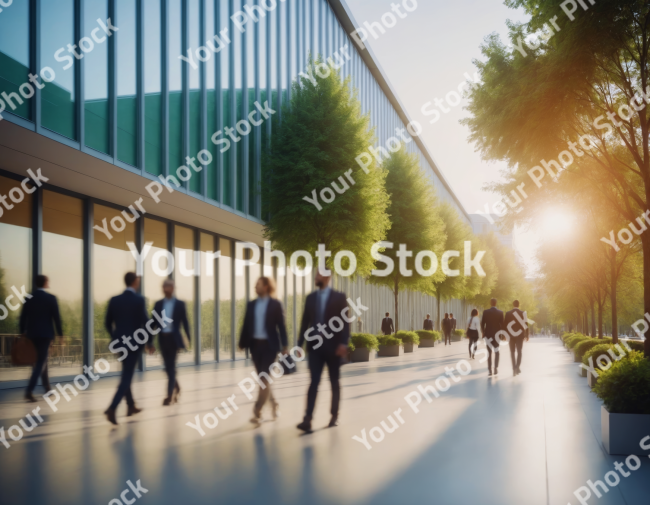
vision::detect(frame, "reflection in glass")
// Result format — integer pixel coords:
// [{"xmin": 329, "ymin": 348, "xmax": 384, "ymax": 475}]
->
[
  {"xmin": 0, "ymin": 0, "xmax": 30, "ymax": 120},
  {"xmin": 221, "ymin": 0, "xmax": 232, "ymax": 207},
  {"xmin": 247, "ymin": 0, "xmax": 256, "ymax": 216},
  {"xmin": 206, "ymin": 0, "xmax": 218, "ymax": 201},
  {"xmin": 117, "ymin": 0, "xmax": 138, "ymax": 166},
  {"xmin": 219, "ymin": 238, "xmax": 232, "ymax": 360},
  {"xmin": 43, "ymin": 191, "xmax": 83, "ymax": 377},
  {"xmin": 144, "ymin": 0, "xmax": 163, "ymax": 175},
  {"xmin": 189, "ymin": 0, "xmax": 202, "ymax": 194},
  {"xmin": 174, "ymin": 226, "xmax": 196, "ymax": 364},
  {"xmin": 0, "ymin": 176, "xmax": 32, "ymax": 382},
  {"xmin": 200, "ymin": 233, "xmax": 216, "ymax": 362},
  {"xmin": 143, "ymin": 218, "xmax": 168, "ymax": 369},
  {"xmin": 84, "ymin": 0, "xmax": 110, "ymax": 154},
  {"xmin": 234, "ymin": 243, "xmax": 246, "ymax": 359},
  {"xmin": 169, "ymin": 0, "xmax": 184, "ymax": 175},
  {"xmin": 93, "ymin": 204, "xmax": 136, "ymax": 373},
  {"xmin": 41, "ymin": 0, "xmax": 76, "ymax": 139}
]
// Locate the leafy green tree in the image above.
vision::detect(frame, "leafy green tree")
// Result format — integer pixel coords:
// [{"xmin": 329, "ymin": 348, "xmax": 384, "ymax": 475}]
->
[
  {"xmin": 262, "ymin": 56, "xmax": 390, "ymax": 276},
  {"xmin": 369, "ymin": 146, "xmax": 446, "ymax": 331}
]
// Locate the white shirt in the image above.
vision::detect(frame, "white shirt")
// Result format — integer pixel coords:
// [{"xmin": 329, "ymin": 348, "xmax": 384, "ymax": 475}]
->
[
  {"xmin": 162, "ymin": 297, "xmax": 176, "ymax": 333},
  {"xmin": 467, "ymin": 316, "xmax": 480, "ymax": 331},
  {"xmin": 254, "ymin": 296, "xmax": 270, "ymax": 340}
]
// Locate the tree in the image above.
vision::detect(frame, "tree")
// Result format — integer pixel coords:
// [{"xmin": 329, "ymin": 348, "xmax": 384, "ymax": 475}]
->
[
  {"xmin": 262, "ymin": 56, "xmax": 390, "ymax": 276},
  {"xmin": 369, "ymin": 146, "xmax": 446, "ymax": 331}
]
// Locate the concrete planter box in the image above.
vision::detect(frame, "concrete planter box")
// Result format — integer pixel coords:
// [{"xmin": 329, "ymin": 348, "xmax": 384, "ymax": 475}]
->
[
  {"xmin": 571, "ymin": 350, "xmax": 581, "ymax": 363},
  {"xmin": 419, "ymin": 339, "xmax": 435, "ymax": 348},
  {"xmin": 403, "ymin": 343, "xmax": 418, "ymax": 353},
  {"xmin": 588, "ymin": 373, "xmax": 598, "ymax": 388},
  {"xmin": 378, "ymin": 344, "xmax": 403, "ymax": 357},
  {"xmin": 451, "ymin": 334, "xmax": 462, "ymax": 342},
  {"xmin": 578, "ymin": 366, "xmax": 587, "ymax": 377},
  {"xmin": 601, "ymin": 406, "xmax": 650, "ymax": 455},
  {"xmin": 350, "ymin": 347, "xmax": 375, "ymax": 362}
]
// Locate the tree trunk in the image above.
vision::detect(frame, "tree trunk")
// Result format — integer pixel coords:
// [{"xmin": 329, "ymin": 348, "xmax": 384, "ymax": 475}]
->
[
  {"xmin": 590, "ymin": 299, "xmax": 596, "ymax": 337},
  {"xmin": 436, "ymin": 290, "xmax": 441, "ymax": 332},
  {"xmin": 610, "ymin": 251, "xmax": 618, "ymax": 344},
  {"xmin": 393, "ymin": 276, "xmax": 399, "ymax": 333},
  {"xmin": 643, "ymin": 234, "xmax": 650, "ymax": 357},
  {"xmin": 597, "ymin": 286, "xmax": 603, "ymax": 338}
]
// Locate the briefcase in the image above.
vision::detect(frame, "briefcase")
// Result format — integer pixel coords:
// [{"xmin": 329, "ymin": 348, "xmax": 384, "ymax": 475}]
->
[
  {"xmin": 11, "ymin": 336, "xmax": 37, "ymax": 366},
  {"xmin": 281, "ymin": 353, "xmax": 297, "ymax": 375}
]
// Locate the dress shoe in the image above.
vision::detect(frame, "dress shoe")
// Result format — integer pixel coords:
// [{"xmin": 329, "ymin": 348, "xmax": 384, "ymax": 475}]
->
[
  {"xmin": 494, "ymin": 368, "xmax": 499, "ymax": 375},
  {"xmin": 516, "ymin": 367, "xmax": 521, "ymax": 375},
  {"xmin": 104, "ymin": 408, "xmax": 118, "ymax": 425},
  {"xmin": 297, "ymin": 419, "xmax": 313, "ymax": 433},
  {"xmin": 488, "ymin": 370, "xmax": 492, "ymax": 376},
  {"xmin": 162, "ymin": 397, "xmax": 173, "ymax": 406},
  {"xmin": 250, "ymin": 409, "xmax": 262, "ymax": 424},
  {"xmin": 172, "ymin": 383, "xmax": 181, "ymax": 403},
  {"xmin": 127, "ymin": 405, "xmax": 142, "ymax": 417},
  {"xmin": 25, "ymin": 392, "xmax": 37, "ymax": 403},
  {"xmin": 328, "ymin": 416, "xmax": 339, "ymax": 427},
  {"xmin": 271, "ymin": 402, "xmax": 280, "ymax": 421}
]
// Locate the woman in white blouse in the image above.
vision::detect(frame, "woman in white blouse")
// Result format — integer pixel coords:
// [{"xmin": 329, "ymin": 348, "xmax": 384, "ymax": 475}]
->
[{"xmin": 466, "ymin": 309, "xmax": 481, "ymax": 359}]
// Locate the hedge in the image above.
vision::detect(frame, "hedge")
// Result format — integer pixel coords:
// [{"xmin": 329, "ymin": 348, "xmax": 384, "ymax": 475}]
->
[
  {"xmin": 350, "ymin": 333, "xmax": 380, "ymax": 351},
  {"xmin": 566, "ymin": 335, "xmax": 590, "ymax": 349},
  {"xmin": 416, "ymin": 330, "xmax": 441, "ymax": 341},
  {"xmin": 453, "ymin": 329, "xmax": 464, "ymax": 338},
  {"xmin": 574, "ymin": 338, "xmax": 611, "ymax": 361},
  {"xmin": 593, "ymin": 351, "xmax": 650, "ymax": 414},
  {"xmin": 395, "ymin": 330, "xmax": 420, "ymax": 345},
  {"xmin": 377, "ymin": 334, "xmax": 402, "ymax": 346},
  {"xmin": 582, "ymin": 343, "xmax": 628, "ymax": 368}
]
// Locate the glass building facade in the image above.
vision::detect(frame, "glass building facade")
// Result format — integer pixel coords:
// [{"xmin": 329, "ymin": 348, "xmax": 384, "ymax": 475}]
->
[{"xmin": 0, "ymin": 0, "xmax": 469, "ymax": 386}]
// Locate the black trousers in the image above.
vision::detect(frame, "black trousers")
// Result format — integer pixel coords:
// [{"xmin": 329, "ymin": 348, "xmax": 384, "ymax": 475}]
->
[
  {"xmin": 306, "ymin": 350, "xmax": 341, "ymax": 419},
  {"xmin": 485, "ymin": 337, "xmax": 500, "ymax": 371},
  {"xmin": 467, "ymin": 329, "xmax": 479, "ymax": 357},
  {"xmin": 509, "ymin": 337, "xmax": 524, "ymax": 371},
  {"xmin": 109, "ymin": 347, "xmax": 141, "ymax": 410},
  {"xmin": 444, "ymin": 331, "xmax": 451, "ymax": 344},
  {"xmin": 160, "ymin": 334, "xmax": 179, "ymax": 398},
  {"xmin": 251, "ymin": 340, "xmax": 278, "ymax": 413},
  {"xmin": 27, "ymin": 339, "xmax": 51, "ymax": 394}
]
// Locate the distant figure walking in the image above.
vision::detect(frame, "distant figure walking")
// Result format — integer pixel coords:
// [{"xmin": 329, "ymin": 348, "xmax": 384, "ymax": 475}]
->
[
  {"xmin": 357, "ymin": 318, "xmax": 364, "ymax": 333},
  {"xmin": 450, "ymin": 313, "xmax": 457, "ymax": 333},
  {"xmin": 466, "ymin": 309, "xmax": 481, "ymax": 359},
  {"xmin": 442, "ymin": 313, "xmax": 452, "ymax": 345},
  {"xmin": 381, "ymin": 312, "xmax": 394, "ymax": 335},
  {"xmin": 152, "ymin": 279, "xmax": 190, "ymax": 405},
  {"xmin": 296, "ymin": 271, "xmax": 350, "ymax": 433},
  {"xmin": 504, "ymin": 300, "xmax": 529, "ymax": 376},
  {"xmin": 423, "ymin": 314, "xmax": 434, "ymax": 331},
  {"xmin": 104, "ymin": 272, "xmax": 150, "ymax": 425},
  {"xmin": 481, "ymin": 299, "xmax": 504, "ymax": 376},
  {"xmin": 20, "ymin": 275, "xmax": 63, "ymax": 402},
  {"xmin": 239, "ymin": 276, "xmax": 288, "ymax": 424}
]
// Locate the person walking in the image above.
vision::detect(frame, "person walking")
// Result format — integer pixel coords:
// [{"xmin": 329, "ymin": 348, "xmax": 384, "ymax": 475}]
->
[
  {"xmin": 450, "ymin": 313, "xmax": 457, "ymax": 333},
  {"xmin": 20, "ymin": 275, "xmax": 63, "ymax": 402},
  {"xmin": 442, "ymin": 313, "xmax": 452, "ymax": 345},
  {"xmin": 423, "ymin": 314, "xmax": 434, "ymax": 331},
  {"xmin": 481, "ymin": 299, "xmax": 504, "ymax": 376},
  {"xmin": 104, "ymin": 272, "xmax": 150, "ymax": 425},
  {"xmin": 381, "ymin": 313, "xmax": 394, "ymax": 335},
  {"xmin": 239, "ymin": 276, "xmax": 288, "ymax": 424},
  {"xmin": 357, "ymin": 317, "xmax": 364, "ymax": 333},
  {"xmin": 296, "ymin": 271, "xmax": 350, "ymax": 433},
  {"xmin": 466, "ymin": 309, "xmax": 481, "ymax": 359},
  {"xmin": 152, "ymin": 279, "xmax": 190, "ymax": 406},
  {"xmin": 504, "ymin": 300, "xmax": 529, "ymax": 376}
]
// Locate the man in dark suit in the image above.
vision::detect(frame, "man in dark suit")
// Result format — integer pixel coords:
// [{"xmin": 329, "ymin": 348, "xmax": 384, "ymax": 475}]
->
[
  {"xmin": 297, "ymin": 271, "xmax": 350, "ymax": 433},
  {"xmin": 481, "ymin": 298, "xmax": 504, "ymax": 376},
  {"xmin": 381, "ymin": 312, "xmax": 394, "ymax": 335},
  {"xmin": 104, "ymin": 272, "xmax": 150, "ymax": 425},
  {"xmin": 423, "ymin": 314, "xmax": 434, "ymax": 331},
  {"xmin": 19, "ymin": 275, "xmax": 63, "ymax": 402},
  {"xmin": 152, "ymin": 279, "xmax": 190, "ymax": 405},
  {"xmin": 504, "ymin": 300, "xmax": 529, "ymax": 376},
  {"xmin": 450, "ymin": 313, "xmax": 457, "ymax": 333},
  {"xmin": 239, "ymin": 276, "xmax": 288, "ymax": 423},
  {"xmin": 442, "ymin": 313, "xmax": 452, "ymax": 345}
]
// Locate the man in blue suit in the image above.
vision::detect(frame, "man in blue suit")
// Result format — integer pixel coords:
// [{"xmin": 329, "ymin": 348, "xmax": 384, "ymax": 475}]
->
[
  {"xmin": 481, "ymin": 298, "xmax": 505, "ymax": 376},
  {"xmin": 104, "ymin": 272, "xmax": 150, "ymax": 425},
  {"xmin": 296, "ymin": 270, "xmax": 350, "ymax": 433},
  {"xmin": 19, "ymin": 275, "xmax": 63, "ymax": 402},
  {"xmin": 152, "ymin": 279, "xmax": 190, "ymax": 406}
]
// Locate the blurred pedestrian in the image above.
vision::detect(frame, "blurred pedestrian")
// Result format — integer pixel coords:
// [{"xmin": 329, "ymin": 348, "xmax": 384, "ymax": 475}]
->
[{"xmin": 466, "ymin": 308, "xmax": 481, "ymax": 359}]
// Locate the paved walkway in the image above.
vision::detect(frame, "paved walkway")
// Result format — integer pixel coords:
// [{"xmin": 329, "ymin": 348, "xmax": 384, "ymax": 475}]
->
[{"xmin": 0, "ymin": 338, "xmax": 648, "ymax": 505}]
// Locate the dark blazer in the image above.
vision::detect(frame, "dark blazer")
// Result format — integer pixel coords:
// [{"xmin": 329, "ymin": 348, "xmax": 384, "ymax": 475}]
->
[
  {"xmin": 504, "ymin": 308, "xmax": 528, "ymax": 339},
  {"xmin": 152, "ymin": 298, "xmax": 190, "ymax": 349},
  {"xmin": 450, "ymin": 318, "xmax": 457, "ymax": 331},
  {"xmin": 481, "ymin": 307, "xmax": 504, "ymax": 340},
  {"xmin": 239, "ymin": 297, "xmax": 288, "ymax": 353},
  {"xmin": 423, "ymin": 318, "xmax": 434, "ymax": 331},
  {"xmin": 442, "ymin": 318, "xmax": 452, "ymax": 333},
  {"xmin": 104, "ymin": 289, "xmax": 149, "ymax": 347},
  {"xmin": 381, "ymin": 317, "xmax": 394, "ymax": 334},
  {"xmin": 298, "ymin": 289, "xmax": 350, "ymax": 353},
  {"xmin": 19, "ymin": 289, "xmax": 63, "ymax": 340}
]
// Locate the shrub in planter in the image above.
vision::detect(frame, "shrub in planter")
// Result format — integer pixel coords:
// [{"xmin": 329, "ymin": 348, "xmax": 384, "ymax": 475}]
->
[
  {"xmin": 416, "ymin": 330, "xmax": 439, "ymax": 347},
  {"xmin": 566, "ymin": 335, "xmax": 590, "ymax": 349},
  {"xmin": 574, "ymin": 339, "xmax": 605, "ymax": 361},
  {"xmin": 621, "ymin": 339, "xmax": 645, "ymax": 352},
  {"xmin": 350, "ymin": 333, "xmax": 380, "ymax": 351},
  {"xmin": 395, "ymin": 331, "xmax": 420, "ymax": 345},
  {"xmin": 377, "ymin": 334, "xmax": 402, "ymax": 346},
  {"xmin": 377, "ymin": 334, "xmax": 402, "ymax": 357},
  {"xmin": 561, "ymin": 332, "xmax": 576, "ymax": 343},
  {"xmin": 582, "ymin": 343, "xmax": 628, "ymax": 368},
  {"xmin": 593, "ymin": 351, "xmax": 650, "ymax": 414}
]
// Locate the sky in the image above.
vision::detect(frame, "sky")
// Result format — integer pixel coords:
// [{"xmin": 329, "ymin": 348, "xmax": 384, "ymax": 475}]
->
[{"xmin": 344, "ymin": 0, "xmax": 539, "ymax": 275}]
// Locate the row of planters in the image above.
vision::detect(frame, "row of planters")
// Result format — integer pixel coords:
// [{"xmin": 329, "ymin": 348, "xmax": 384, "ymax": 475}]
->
[
  {"xmin": 559, "ymin": 332, "xmax": 650, "ymax": 456},
  {"xmin": 348, "ymin": 330, "xmax": 443, "ymax": 362}
]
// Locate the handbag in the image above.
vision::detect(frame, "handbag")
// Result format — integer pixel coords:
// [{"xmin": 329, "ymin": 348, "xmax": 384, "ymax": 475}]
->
[{"xmin": 11, "ymin": 336, "xmax": 37, "ymax": 366}]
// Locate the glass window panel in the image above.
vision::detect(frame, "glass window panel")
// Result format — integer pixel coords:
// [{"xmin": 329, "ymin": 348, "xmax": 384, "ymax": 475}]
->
[
  {"xmin": 296, "ymin": 274, "xmax": 304, "ymax": 343},
  {"xmin": 304, "ymin": 0, "xmax": 310, "ymax": 64},
  {"xmin": 234, "ymin": 0, "xmax": 244, "ymax": 212},
  {"xmin": 117, "ymin": 0, "xmax": 138, "ymax": 166},
  {"xmin": 169, "ymin": 0, "xmax": 184, "ymax": 174},
  {"xmin": 247, "ymin": 0, "xmax": 256, "ymax": 217},
  {"xmin": 234, "ymin": 243, "xmax": 246, "ymax": 359},
  {"xmin": 218, "ymin": 238, "xmax": 232, "ymax": 360},
  {"xmin": 269, "ymin": 3, "xmax": 277, "ymax": 112},
  {"xmin": 206, "ymin": 0, "xmax": 217, "ymax": 201},
  {"xmin": 189, "ymin": 0, "xmax": 202, "ymax": 194},
  {"xmin": 43, "ymin": 191, "xmax": 83, "ymax": 378},
  {"xmin": 41, "ymin": 0, "xmax": 76, "ymax": 139},
  {"xmin": 290, "ymin": 0, "xmax": 297, "ymax": 89},
  {"xmin": 84, "ymin": 0, "xmax": 110, "ymax": 154},
  {"xmin": 285, "ymin": 266, "xmax": 294, "ymax": 346},
  {"xmin": 200, "ymin": 233, "xmax": 216, "ymax": 362},
  {"xmin": 93, "ymin": 204, "xmax": 136, "ymax": 373},
  {"xmin": 221, "ymin": 0, "xmax": 232, "ymax": 207},
  {"xmin": 312, "ymin": 0, "xmax": 319, "ymax": 58},
  {"xmin": 145, "ymin": 0, "xmax": 163, "ymax": 175},
  {"xmin": 174, "ymin": 225, "xmax": 196, "ymax": 365},
  {"xmin": 0, "ymin": 176, "xmax": 32, "ymax": 382},
  {"xmin": 143, "ymin": 218, "xmax": 168, "ymax": 369},
  {"xmin": 0, "ymin": 0, "xmax": 30, "ymax": 120},
  {"xmin": 279, "ymin": 0, "xmax": 287, "ymax": 94}
]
